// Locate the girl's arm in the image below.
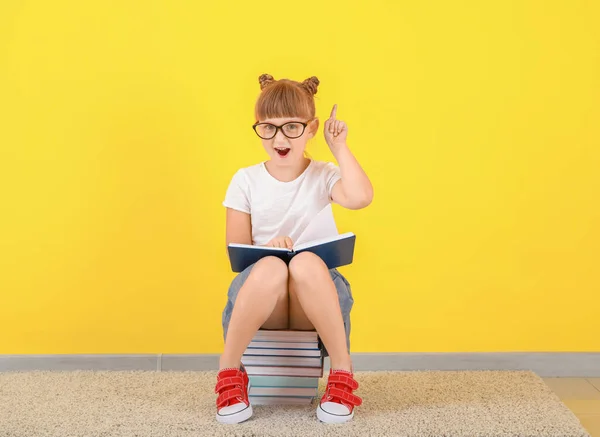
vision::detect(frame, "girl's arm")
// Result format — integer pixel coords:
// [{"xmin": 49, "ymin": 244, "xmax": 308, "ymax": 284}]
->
[
  {"xmin": 226, "ymin": 208, "xmax": 252, "ymax": 249},
  {"xmin": 324, "ymin": 104, "xmax": 373, "ymax": 210},
  {"xmin": 331, "ymin": 144, "xmax": 373, "ymax": 210},
  {"xmin": 226, "ymin": 208, "xmax": 292, "ymax": 250}
]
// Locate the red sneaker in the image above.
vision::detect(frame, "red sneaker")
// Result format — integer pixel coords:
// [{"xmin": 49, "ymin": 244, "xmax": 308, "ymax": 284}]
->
[
  {"xmin": 317, "ymin": 368, "xmax": 362, "ymax": 423},
  {"xmin": 215, "ymin": 365, "xmax": 252, "ymax": 424}
]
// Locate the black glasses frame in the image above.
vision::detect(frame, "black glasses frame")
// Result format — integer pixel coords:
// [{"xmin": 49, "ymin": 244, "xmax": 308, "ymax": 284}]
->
[{"xmin": 252, "ymin": 120, "xmax": 312, "ymax": 139}]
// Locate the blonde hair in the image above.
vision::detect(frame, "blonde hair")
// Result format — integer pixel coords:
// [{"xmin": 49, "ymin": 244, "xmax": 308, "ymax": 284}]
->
[{"xmin": 254, "ymin": 74, "xmax": 319, "ymax": 122}]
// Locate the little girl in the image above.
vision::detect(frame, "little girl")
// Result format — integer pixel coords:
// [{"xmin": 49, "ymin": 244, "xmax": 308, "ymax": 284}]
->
[{"xmin": 216, "ymin": 74, "xmax": 373, "ymax": 425}]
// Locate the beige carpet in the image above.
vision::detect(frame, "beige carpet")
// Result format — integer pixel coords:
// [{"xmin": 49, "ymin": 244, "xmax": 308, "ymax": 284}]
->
[{"xmin": 0, "ymin": 370, "xmax": 590, "ymax": 437}]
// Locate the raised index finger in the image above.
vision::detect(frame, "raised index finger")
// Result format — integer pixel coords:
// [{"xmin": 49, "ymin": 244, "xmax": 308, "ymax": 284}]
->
[{"xmin": 329, "ymin": 104, "xmax": 337, "ymax": 120}]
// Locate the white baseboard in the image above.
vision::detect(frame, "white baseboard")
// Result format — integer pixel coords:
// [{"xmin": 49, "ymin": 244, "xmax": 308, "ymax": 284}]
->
[{"xmin": 1, "ymin": 352, "xmax": 599, "ymax": 376}]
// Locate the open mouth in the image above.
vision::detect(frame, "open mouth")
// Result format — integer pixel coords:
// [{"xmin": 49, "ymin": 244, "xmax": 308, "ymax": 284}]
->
[{"xmin": 275, "ymin": 147, "xmax": 291, "ymax": 157}]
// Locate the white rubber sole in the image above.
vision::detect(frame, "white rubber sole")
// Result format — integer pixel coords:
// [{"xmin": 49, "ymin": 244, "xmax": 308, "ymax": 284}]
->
[
  {"xmin": 216, "ymin": 404, "xmax": 253, "ymax": 424},
  {"xmin": 316, "ymin": 403, "xmax": 354, "ymax": 424}
]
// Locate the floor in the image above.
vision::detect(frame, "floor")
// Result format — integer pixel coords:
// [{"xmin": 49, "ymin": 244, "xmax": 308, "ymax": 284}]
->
[{"xmin": 542, "ymin": 377, "xmax": 600, "ymax": 436}]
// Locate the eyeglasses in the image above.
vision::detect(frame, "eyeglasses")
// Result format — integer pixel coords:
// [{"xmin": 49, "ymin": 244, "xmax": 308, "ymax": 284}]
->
[{"xmin": 252, "ymin": 120, "xmax": 312, "ymax": 140}]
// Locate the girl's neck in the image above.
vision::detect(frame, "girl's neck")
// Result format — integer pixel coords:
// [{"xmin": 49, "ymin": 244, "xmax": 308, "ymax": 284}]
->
[{"xmin": 265, "ymin": 157, "xmax": 311, "ymax": 182}]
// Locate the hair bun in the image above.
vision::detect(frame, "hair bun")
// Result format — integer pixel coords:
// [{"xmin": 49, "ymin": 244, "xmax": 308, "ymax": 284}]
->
[
  {"xmin": 259, "ymin": 74, "xmax": 275, "ymax": 90},
  {"xmin": 302, "ymin": 76, "xmax": 320, "ymax": 95}
]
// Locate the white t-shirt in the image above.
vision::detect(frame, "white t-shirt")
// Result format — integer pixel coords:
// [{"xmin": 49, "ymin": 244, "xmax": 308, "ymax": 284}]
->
[{"xmin": 223, "ymin": 160, "xmax": 342, "ymax": 246}]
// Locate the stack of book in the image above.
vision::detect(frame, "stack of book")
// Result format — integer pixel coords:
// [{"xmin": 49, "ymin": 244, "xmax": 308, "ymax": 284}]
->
[{"xmin": 241, "ymin": 330, "xmax": 324, "ymax": 405}]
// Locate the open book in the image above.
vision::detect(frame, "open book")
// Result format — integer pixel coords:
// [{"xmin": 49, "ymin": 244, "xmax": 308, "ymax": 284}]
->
[{"xmin": 227, "ymin": 204, "xmax": 356, "ymax": 273}]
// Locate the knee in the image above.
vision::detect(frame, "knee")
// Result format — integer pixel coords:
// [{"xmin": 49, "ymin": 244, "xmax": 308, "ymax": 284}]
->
[
  {"xmin": 288, "ymin": 252, "xmax": 327, "ymax": 283},
  {"xmin": 251, "ymin": 256, "xmax": 288, "ymax": 290}
]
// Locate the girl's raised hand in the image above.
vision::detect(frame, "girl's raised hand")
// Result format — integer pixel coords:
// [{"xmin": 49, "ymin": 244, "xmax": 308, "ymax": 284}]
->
[{"xmin": 323, "ymin": 104, "xmax": 348, "ymax": 151}]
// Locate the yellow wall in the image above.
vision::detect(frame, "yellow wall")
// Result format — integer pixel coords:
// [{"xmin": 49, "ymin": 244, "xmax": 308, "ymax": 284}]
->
[{"xmin": 1, "ymin": 1, "xmax": 599, "ymax": 355}]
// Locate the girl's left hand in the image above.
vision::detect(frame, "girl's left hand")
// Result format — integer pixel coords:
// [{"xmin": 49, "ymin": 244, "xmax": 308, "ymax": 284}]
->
[{"xmin": 324, "ymin": 104, "xmax": 348, "ymax": 151}]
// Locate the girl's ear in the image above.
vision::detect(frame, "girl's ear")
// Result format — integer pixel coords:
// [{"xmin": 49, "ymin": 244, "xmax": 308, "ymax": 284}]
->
[{"xmin": 308, "ymin": 118, "xmax": 319, "ymax": 138}]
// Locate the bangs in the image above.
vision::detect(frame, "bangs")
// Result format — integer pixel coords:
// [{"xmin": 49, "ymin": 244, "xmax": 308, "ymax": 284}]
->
[{"xmin": 255, "ymin": 80, "xmax": 315, "ymax": 121}]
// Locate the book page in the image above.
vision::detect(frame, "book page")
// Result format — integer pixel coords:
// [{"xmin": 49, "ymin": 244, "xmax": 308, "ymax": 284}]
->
[
  {"xmin": 293, "ymin": 232, "xmax": 354, "ymax": 252},
  {"xmin": 293, "ymin": 203, "xmax": 339, "ymax": 249},
  {"xmin": 228, "ymin": 242, "xmax": 289, "ymax": 252}
]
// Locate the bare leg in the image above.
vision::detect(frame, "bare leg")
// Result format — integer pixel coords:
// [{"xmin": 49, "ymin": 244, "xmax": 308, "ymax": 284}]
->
[
  {"xmin": 288, "ymin": 252, "xmax": 352, "ymax": 371},
  {"xmin": 219, "ymin": 256, "xmax": 288, "ymax": 370},
  {"xmin": 260, "ymin": 287, "xmax": 289, "ymax": 330},
  {"xmin": 288, "ymin": 285, "xmax": 315, "ymax": 330}
]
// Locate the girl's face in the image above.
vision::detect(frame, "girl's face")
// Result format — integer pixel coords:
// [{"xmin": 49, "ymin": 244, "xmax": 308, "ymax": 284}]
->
[{"xmin": 253, "ymin": 117, "xmax": 319, "ymax": 166}]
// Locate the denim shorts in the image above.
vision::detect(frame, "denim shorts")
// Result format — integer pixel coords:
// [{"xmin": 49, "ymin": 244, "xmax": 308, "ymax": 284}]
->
[{"xmin": 221, "ymin": 262, "xmax": 354, "ymax": 357}]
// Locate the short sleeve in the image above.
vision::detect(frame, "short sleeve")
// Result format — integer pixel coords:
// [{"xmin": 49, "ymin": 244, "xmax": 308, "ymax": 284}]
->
[
  {"xmin": 324, "ymin": 162, "xmax": 342, "ymax": 200},
  {"xmin": 223, "ymin": 169, "xmax": 251, "ymax": 214}
]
